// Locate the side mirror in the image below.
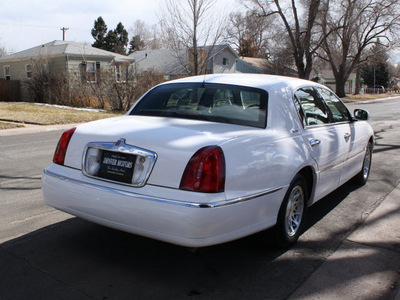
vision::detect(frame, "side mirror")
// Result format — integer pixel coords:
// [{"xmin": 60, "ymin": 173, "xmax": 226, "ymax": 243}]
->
[{"xmin": 354, "ymin": 109, "xmax": 370, "ymax": 121}]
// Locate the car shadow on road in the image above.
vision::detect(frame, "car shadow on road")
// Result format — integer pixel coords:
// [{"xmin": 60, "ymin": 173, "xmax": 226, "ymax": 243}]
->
[
  {"xmin": 304, "ymin": 180, "xmax": 359, "ymax": 230},
  {"xmin": 0, "ymin": 182, "xmax": 388, "ymax": 300}
]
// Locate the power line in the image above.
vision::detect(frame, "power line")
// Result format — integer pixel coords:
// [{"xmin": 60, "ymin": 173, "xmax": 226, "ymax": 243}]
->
[{"xmin": 0, "ymin": 21, "xmax": 86, "ymax": 32}]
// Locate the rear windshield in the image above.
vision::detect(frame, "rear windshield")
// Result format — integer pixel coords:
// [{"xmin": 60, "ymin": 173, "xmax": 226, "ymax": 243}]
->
[{"xmin": 130, "ymin": 83, "xmax": 268, "ymax": 128}]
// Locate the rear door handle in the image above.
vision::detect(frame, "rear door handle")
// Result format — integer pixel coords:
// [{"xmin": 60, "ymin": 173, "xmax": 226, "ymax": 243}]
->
[
  {"xmin": 310, "ymin": 139, "xmax": 321, "ymax": 147},
  {"xmin": 344, "ymin": 133, "xmax": 351, "ymax": 141}
]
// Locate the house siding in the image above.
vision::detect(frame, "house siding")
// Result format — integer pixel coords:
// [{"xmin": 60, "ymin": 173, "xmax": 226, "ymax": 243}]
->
[
  {"xmin": 212, "ymin": 48, "xmax": 237, "ymax": 73},
  {"xmin": 0, "ymin": 56, "xmax": 69, "ymax": 101},
  {"xmin": 67, "ymin": 56, "xmax": 114, "ymax": 75},
  {"xmin": 0, "ymin": 60, "xmax": 27, "ymax": 81},
  {"xmin": 0, "ymin": 56, "xmax": 126, "ymax": 102},
  {"xmin": 0, "ymin": 60, "xmax": 31, "ymax": 101},
  {"xmin": 0, "ymin": 41, "xmax": 135, "ymax": 103}
]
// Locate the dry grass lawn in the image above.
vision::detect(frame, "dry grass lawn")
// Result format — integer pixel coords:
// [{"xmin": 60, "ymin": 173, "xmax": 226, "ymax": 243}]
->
[
  {"xmin": 0, "ymin": 121, "xmax": 25, "ymax": 130},
  {"xmin": 0, "ymin": 102, "xmax": 123, "ymax": 125},
  {"xmin": 341, "ymin": 93, "xmax": 398, "ymax": 103},
  {"xmin": 1, "ymin": 94, "xmax": 397, "ymax": 128}
]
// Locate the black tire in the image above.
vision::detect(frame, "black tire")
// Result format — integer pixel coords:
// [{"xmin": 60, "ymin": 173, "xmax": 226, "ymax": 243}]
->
[
  {"xmin": 272, "ymin": 174, "xmax": 308, "ymax": 248},
  {"xmin": 353, "ymin": 141, "xmax": 373, "ymax": 185}
]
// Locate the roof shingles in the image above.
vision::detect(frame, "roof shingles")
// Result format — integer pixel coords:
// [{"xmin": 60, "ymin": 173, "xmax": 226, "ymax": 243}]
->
[{"xmin": 0, "ymin": 40, "xmax": 133, "ymax": 63}]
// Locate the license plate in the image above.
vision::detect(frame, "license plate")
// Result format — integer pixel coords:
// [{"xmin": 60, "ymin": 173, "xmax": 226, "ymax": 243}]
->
[{"xmin": 97, "ymin": 151, "xmax": 136, "ymax": 183}]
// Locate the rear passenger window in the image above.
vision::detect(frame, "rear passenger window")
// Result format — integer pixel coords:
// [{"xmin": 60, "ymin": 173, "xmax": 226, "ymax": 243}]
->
[
  {"xmin": 294, "ymin": 88, "xmax": 330, "ymax": 126},
  {"xmin": 240, "ymin": 91, "xmax": 261, "ymax": 109},
  {"xmin": 132, "ymin": 83, "xmax": 268, "ymax": 128}
]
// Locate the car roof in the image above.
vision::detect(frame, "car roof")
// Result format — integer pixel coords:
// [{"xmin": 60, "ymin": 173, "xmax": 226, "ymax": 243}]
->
[{"xmin": 162, "ymin": 74, "xmax": 323, "ymax": 91}]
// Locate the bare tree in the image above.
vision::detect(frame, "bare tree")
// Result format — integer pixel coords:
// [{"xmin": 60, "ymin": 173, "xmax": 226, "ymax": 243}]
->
[
  {"xmin": 263, "ymin": 34, "xmax": 298, "ymax": 76},
  {"xmin": 226, "ymin": 11, "xmax": 274, "ymax": 57},
  {"xmin": 319, "ymin": 0, "xmax": 400, "ymax": 97},
  {"xmin": 160, "ymin": 0, "xmax": 225, "ymax": 75},
  {"xmin": 23, "ymin": 56, "xmax": 163, "ymax": 110},
  {"xmin": 71, "ymin": 63, "xmax": 163, "ymax": 111},
  {"xmin": 128, "ymin": 20, "xmax": 162, "ymax": 53},
  {"xmin": 245, "ymin": 0, "xmax": 330, "ymax": 79},
  {"xmin": 23, "ymin": 58, "xmax": 55, "ymax": 103},
  {"xmin": 131, "ymin": 70, "xmax": 165, "ymax": 104},
  {"xmin": 106, "ymin": 65, "xmax": 163, "ymax": 111},
  {"xmin": 23, "ymin": 57, "xmax": 71, "ymax": 105}
]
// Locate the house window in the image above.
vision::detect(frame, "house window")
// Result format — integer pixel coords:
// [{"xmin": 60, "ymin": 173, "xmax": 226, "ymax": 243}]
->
[
  {"xmin": 222, "ymin": 58, "xmax": 229, "ymax": 66},
  {"xmin": 26, "ymin": 64, "xmax": 32, "ymax": 78},
  {"xmin": 4, "ymin": 66, "xmax": 10, "ymax": 80},
  {"xmin": 81, "ymin": 61, "xmax": 100, "ymax": 83},
  {"xmin": 116, "ymin": 65, "xmax": 121, "ymax": 82},
  {"xmin": 86, "ymin": 62, "xmax": 96, "ymax": 82}
]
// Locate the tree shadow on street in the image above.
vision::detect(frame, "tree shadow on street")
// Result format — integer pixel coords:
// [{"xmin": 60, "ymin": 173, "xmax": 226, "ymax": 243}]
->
[{"xmin": 2, "ymin": 177, "xmax": 398, "ymax": 300}]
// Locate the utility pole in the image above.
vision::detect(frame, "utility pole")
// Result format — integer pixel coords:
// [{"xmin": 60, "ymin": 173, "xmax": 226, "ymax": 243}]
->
[{"xmin": 60, "ymin": 27, "xmax": 69, "ymax": 41}]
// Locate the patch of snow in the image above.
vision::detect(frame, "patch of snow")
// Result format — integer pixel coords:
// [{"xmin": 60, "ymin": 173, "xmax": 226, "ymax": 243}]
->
[{"xmin": 34, "ymin": 103, "xmax": 107, "ymax": 113}]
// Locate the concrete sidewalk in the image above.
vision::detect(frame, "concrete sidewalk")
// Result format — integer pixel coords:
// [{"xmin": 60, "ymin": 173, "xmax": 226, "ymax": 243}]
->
[{"xmin": 289, "ymin": 183, "xmax": 400, "ymax": 300}]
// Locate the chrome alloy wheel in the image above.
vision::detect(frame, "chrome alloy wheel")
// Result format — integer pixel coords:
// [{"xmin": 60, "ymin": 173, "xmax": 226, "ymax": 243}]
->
[{"xmin": 284, "ymin": 185, "xmax": 305, "ymax": 237}]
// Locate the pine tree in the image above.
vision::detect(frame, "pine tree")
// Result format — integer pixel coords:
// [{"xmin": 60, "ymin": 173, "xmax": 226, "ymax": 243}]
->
[
  {"xmin": 91, "ymin": 17, "xmax": 128, "ymax": 54},
  {"xmin": 113, "ymin": 22, "xmax": 129, "ymax": 55},
  {"xmin": 91, "ymin": 17, "xmax": 108, "ymax": 49},
  {"xmin": 103, "ymin": 30, "xmax": 116, "ymax": 52},
  {"xmin": 128, "ymin": 35, "xmax": 145, "ymax": 54},
  {"xmin": 361, "ymin": 62, "xmax": 390, "ymax": 88},
  {"xmin": 361, "ymin": 42, "xmax": 390, "ymax": 88}
]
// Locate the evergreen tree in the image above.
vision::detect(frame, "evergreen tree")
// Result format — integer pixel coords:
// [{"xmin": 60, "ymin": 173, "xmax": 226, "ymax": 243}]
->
[
  {"xmin": 113, "ymin": 22, "xmax": 129, "ymax": 55},
  {"xmin": 361, "ymin": 42, "xmax": 390, "ymax": 88},
  {"xmin": 104, "ymin": 30, "xmax": 117, "ymax": 52},
  {"xmin": 91, "ymin": 18, "xmax": 128, "ymax": 54},
  {"xmin": 361, "ymin": 62, "xmax": 390, "ymax": 87},
  {"xmin": 91, "ymin": 17, "xmax": 108, "ymax": 49},
  {"xmin": 128, "ymin": 35, "xmax": 145, "ymax": 54}
]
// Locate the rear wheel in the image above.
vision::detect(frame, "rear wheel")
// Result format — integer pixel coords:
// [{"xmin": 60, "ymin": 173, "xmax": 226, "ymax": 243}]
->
[
  {"xmin": 354, "ymin": 142, "xmax": 373, "ymax": 185},
  {"xmin": 272, "ymin": 174, "xmax": 308, "ymax": 248}
]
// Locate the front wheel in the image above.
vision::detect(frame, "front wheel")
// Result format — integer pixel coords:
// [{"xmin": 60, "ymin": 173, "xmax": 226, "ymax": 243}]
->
[
  {"xmin": 353, "ymin": 141, "xmax": 373, "ymax": 185},
  {"xmin": 272, "ymin": 174, "xmax": 308, "ymax": 248}
]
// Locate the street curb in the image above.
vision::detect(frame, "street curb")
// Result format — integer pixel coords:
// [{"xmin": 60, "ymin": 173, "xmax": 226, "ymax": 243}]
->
[
  {"xmin": 349, "ymin": 95, "xmax": 400, "ymax": 105},
  {"xmin": 0, "ymin": 123, "xmax": 81, "ymax": 137}
]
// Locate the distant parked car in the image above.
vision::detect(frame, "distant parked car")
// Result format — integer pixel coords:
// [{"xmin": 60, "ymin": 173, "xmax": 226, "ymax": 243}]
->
[{"xmin": 42, "ymin": 74, "xmax": 374, "ymax": 248}]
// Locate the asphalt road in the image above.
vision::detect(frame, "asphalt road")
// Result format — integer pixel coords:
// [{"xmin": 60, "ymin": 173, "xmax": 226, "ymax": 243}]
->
[{"xmin": 0, "ymin": 97, "xmax": 400, "ymax": 299}]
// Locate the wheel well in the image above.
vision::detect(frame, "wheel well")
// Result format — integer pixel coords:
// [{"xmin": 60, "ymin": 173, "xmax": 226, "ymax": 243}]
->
[
  {"xmin": 298, "ymin": 166, "xmax": 314, "ymax": 203},
  {"xmin": 369, "ymin": 136, "xmax": 374, "ymax": 148}
]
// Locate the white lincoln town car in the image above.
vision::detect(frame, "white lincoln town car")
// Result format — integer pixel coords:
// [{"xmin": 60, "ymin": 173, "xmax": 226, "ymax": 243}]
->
[{"xmin": 42, "ymin": 74, "xmax": 374, "ymax": 248}]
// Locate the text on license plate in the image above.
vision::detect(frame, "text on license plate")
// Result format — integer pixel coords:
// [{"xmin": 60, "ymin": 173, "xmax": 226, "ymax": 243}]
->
[{"xmin": 97, "ymin": 151, "xmax": 136, "ymax": 183}]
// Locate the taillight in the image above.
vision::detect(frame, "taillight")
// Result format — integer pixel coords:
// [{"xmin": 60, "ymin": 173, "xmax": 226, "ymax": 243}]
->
[
  {"xmin": 180, "ymin": 146, "xmax": 225, "ymax": 193},
  {"xmin": 53, "ymin": 127, "xmax": 76, "ymax": 165}
]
